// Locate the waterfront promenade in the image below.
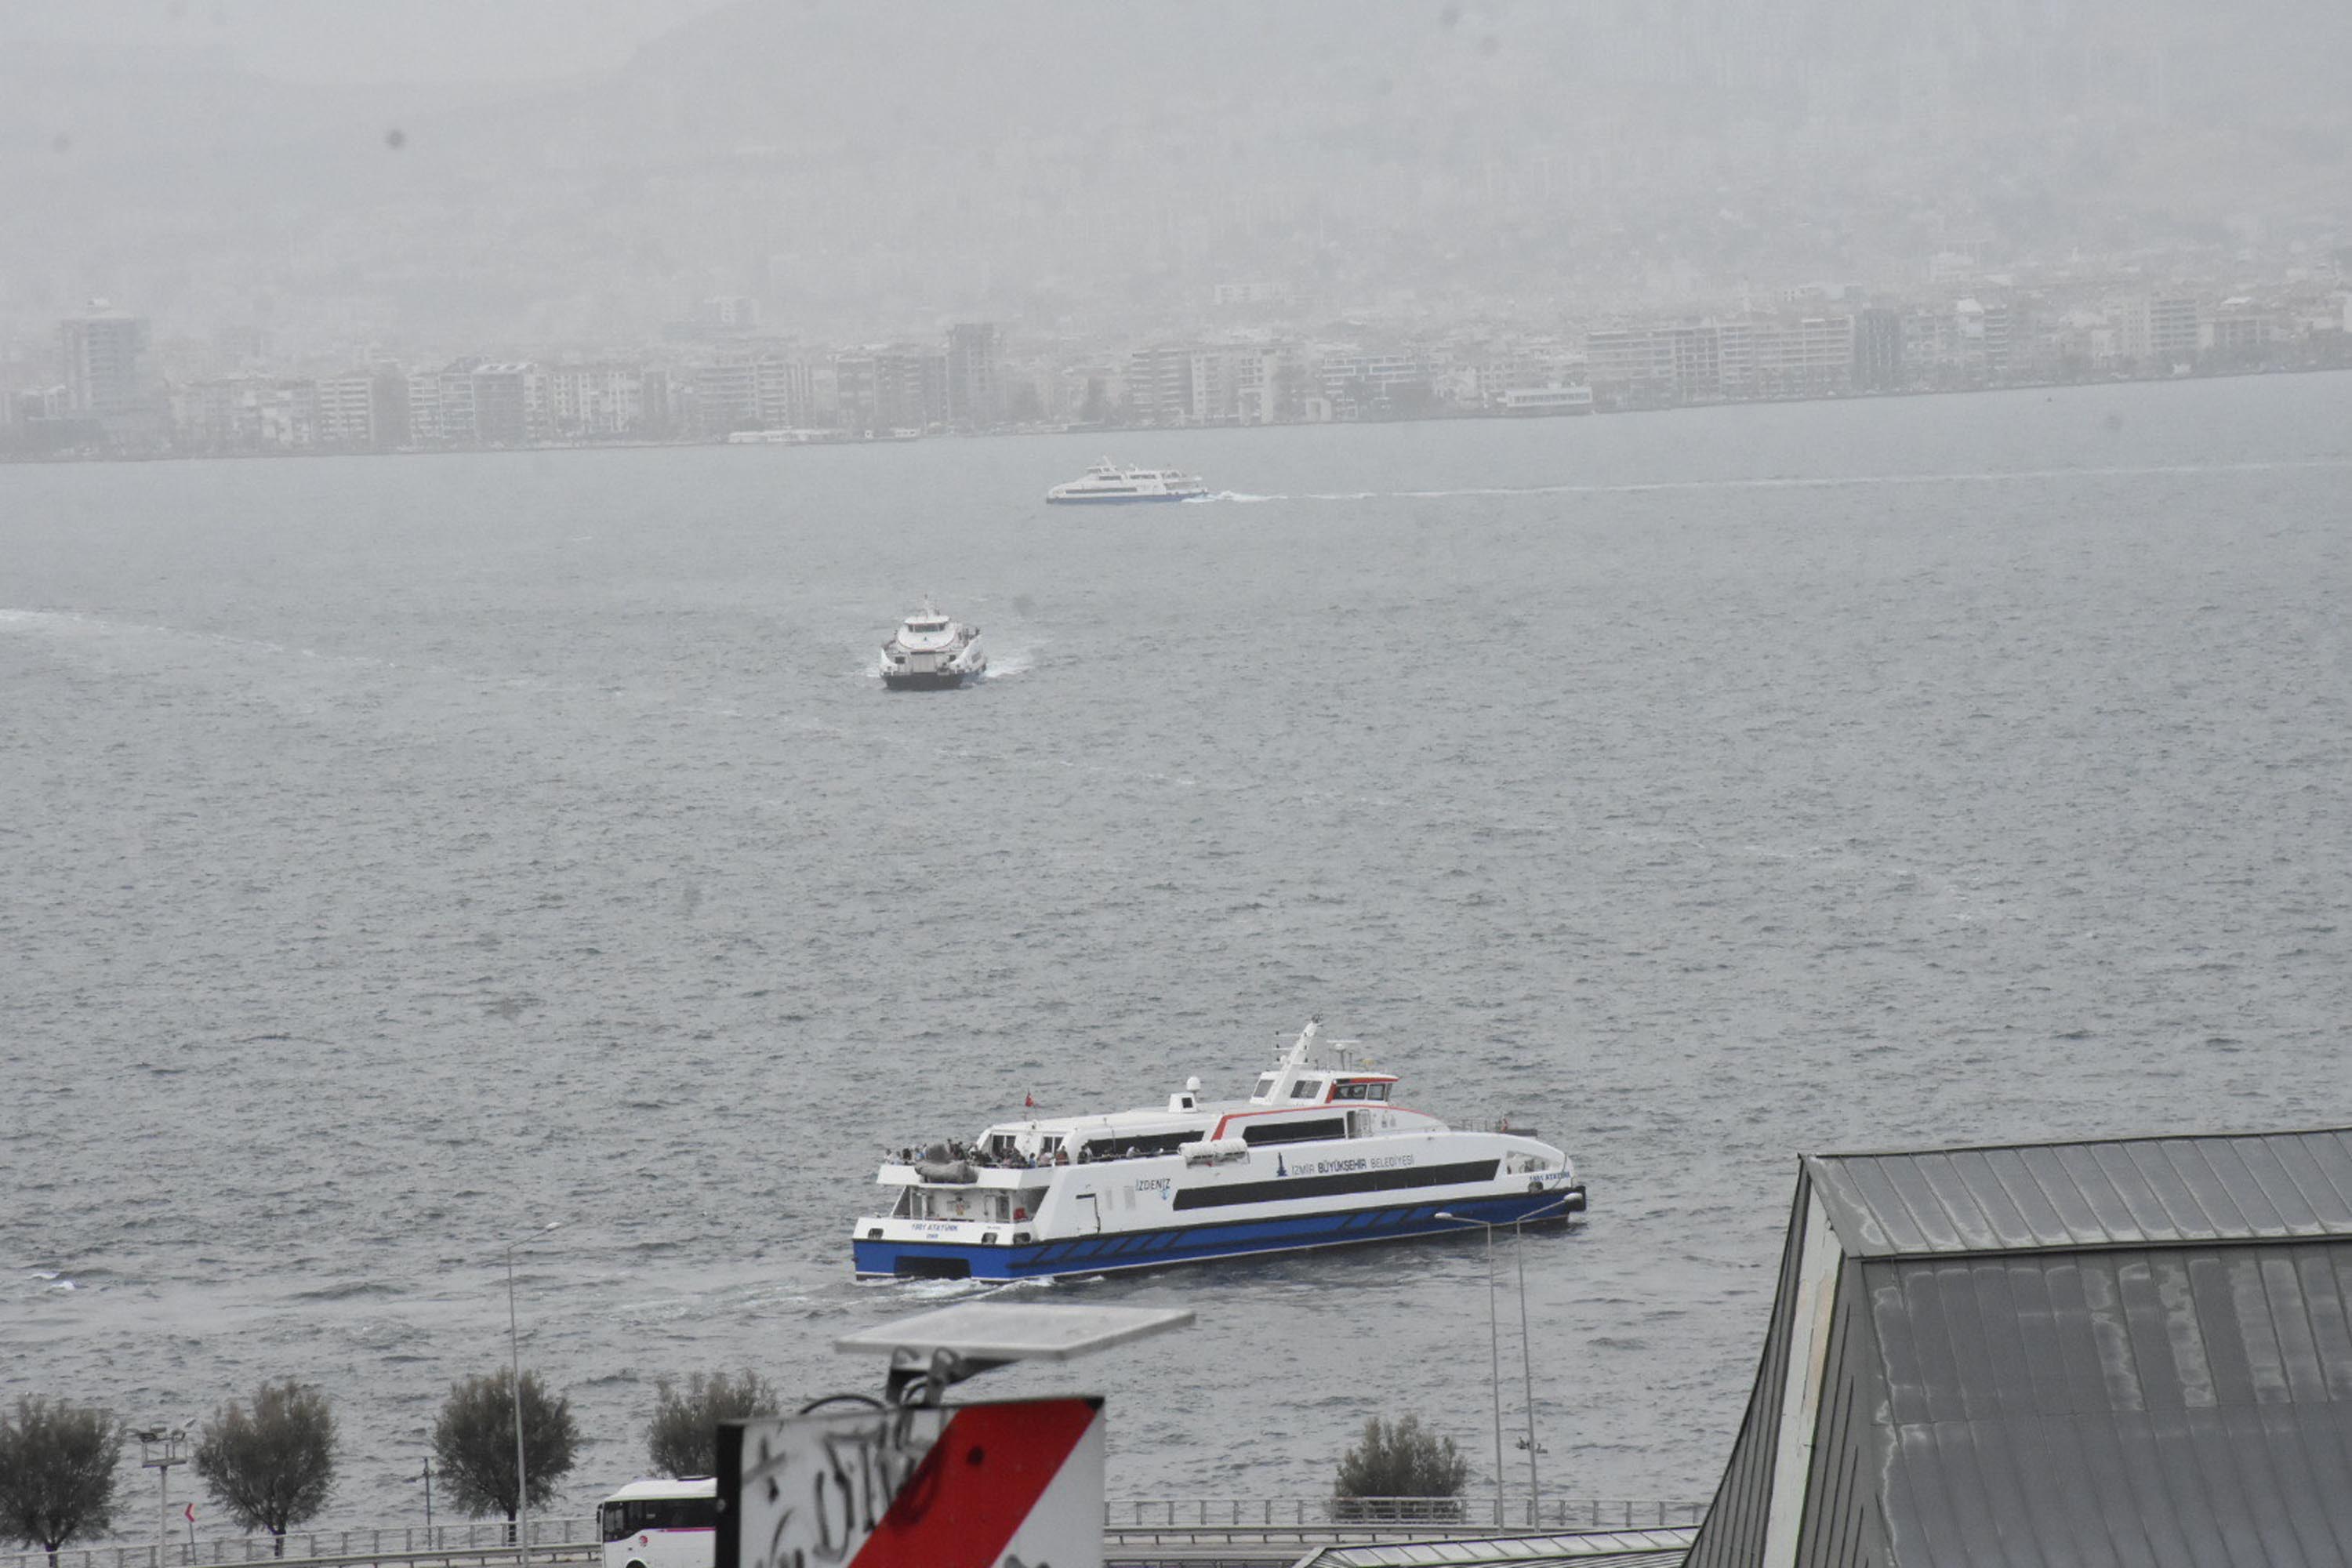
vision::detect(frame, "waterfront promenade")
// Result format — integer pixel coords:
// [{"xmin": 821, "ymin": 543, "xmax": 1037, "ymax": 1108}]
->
[{"xmin": 4, "ymin": 1500, "xmax": 1710, "ymax": 1568}]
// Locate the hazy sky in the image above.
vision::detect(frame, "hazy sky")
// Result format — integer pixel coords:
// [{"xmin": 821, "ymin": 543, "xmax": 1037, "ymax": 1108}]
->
[{"xmin": 0, "ymin": 0, "xmax": 731, "ymax": 83}]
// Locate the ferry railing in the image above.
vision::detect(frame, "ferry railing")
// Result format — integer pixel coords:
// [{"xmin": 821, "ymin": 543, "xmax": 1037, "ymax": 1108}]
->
[{"xmin": 5, "ymin": 1500, "xmax": 1708, "ymax": 1568}]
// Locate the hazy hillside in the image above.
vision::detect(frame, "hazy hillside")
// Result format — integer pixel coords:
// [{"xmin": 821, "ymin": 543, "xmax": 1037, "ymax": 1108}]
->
[{"xmin": 5, "ymin": 0, "xmax": 2347, "ymax": 350}]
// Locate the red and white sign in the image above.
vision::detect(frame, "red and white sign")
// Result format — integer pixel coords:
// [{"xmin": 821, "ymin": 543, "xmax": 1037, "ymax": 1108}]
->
[{"xmin": 721, "ymin": 1397, "xmax": 1104, "ymax": 1568}]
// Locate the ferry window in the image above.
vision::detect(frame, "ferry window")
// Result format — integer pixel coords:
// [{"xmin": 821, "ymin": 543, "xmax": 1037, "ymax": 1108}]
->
[
  {"xmin": 1242, "ymin": 1116, "xmax": 1346, "ymax": 1146},
  {"xmin": 1289, "ymin": 1079, "xmax": 1325, "ymax": 1100},
  {"xmin": 1333, "ymin": 1083, "xmax": 1367, "ymax": 1100},
  {"xmin": 1082, "ymin": 1131, "xmax": 1190, "ymax": 1160},
  {"xmin": 1369, "ymin": 1084, "xmax": 1391, "ymax": 1102},
  {"xmin": 1252, "ymin": 1076, "xmax": 1277, "ymax": 1099}
]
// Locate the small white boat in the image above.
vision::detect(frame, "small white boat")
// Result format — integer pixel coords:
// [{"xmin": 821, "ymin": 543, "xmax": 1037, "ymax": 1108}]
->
[
  {"xmin": 851, "ymin": 1018, "xmax": 1584, "ymax": 1280},
  {"xmin": 880, "ymin": 601, "xmax": 985, "ymax": 690},
  {"xmin": 1045, "ymin": 459, "xmax": 1209, "ymax": 504}
]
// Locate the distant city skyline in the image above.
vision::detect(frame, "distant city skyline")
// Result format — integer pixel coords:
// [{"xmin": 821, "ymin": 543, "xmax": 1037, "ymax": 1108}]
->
[{"xmin": 10, "ymin": 256, "xmax": 2348, "ymax": 462}]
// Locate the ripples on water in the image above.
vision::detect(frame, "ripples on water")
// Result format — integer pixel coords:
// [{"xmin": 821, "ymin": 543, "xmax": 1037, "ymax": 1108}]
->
[{"xmin": 5, "ymin": 376, "xmax": 2350, "ymax": 1528}]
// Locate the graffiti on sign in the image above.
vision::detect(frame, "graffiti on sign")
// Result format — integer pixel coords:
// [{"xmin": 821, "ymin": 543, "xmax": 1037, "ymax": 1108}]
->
[
  {"xmin": 720, "ymin": 1396, "xmax": 1104, "ymax": 1568},
  {"xmin": 735, "ymin": 1406, "xmax": 943, "ymax": 1568}
]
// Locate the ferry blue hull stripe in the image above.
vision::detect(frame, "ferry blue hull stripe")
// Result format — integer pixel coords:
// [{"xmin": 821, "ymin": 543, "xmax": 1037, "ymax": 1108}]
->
[{"xmin": 852, "ymin": 1189, "xmax": 1578, "ymax": 1280}]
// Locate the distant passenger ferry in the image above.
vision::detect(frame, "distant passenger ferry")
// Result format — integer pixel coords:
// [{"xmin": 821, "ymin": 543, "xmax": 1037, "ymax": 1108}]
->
[
  {"xmin": 1498, "ymin": 384, "xmax": 1595, "ymax": 416},
  {"xmin": 851, "ymin": 1018, "xmax": 1584, "ymax": 1280},
  {"xmin": 879, "ymin": 601, "xmax": 985, "ymax": 690},
  {"xmin": 1045, "ymin": 459, "xmax": 1210, "ymax": 503}
]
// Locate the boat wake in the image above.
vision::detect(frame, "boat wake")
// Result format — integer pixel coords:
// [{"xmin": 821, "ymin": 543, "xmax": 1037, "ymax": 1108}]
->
[
  {"xmin": 860, "ymin": 1274, "xmax": 997, "ymax": 1301},
  {"xmin": 1126, "ymin": 458, "xmax": 2352, "ymax": 509}
]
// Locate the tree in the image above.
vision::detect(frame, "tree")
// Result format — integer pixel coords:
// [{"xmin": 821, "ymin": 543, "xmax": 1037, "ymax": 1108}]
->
[
  {"xmin": 0, "ymin": 1397, "xmax": 123, "ymax": 1564},
  {"xmin": 431, "ymin": 1371, "xmax": 579, "ymax": 1535},
  {"xmin": 1331, "ymin": 1414, "xmax": 1468, "ymax": 1523},
  {"xmin": 193, "ymin": 1381, "xmax": 336, "ymax": 1555},
  {"xmin": 644, "ymin": 1371, "xmax": 780, "ymax": 1479}
]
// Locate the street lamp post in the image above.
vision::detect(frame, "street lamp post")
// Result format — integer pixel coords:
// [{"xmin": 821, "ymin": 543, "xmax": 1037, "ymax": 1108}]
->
[
  {"xmin": 503, "ymin": 1223, "xmax": 561, "ymax": 1568},
  {"xmin": 406, "ymin": 1459, "xmax": 434, "ymax": 1542},
  {"xmin": 1439, "ymin": 1202, "xmax": 1567, "ymax": 1530},
  {"xmin": 1437, "ymin": 1213, "xmax": 1507, "ymax": 1528},
  {"xmin": 132, "ymin": 1428, "xmax": 188, "ymax": 1568},
  {"xmin": 1511, "ymin": 1216, "xmax": 1540, "ymax": 1519}
]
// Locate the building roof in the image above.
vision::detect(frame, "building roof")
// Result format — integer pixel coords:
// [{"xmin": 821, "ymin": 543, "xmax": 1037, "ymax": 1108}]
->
[
  {"xmin": 1806, "ymin": 1127, "xmax": 2352, "ymax": 1258},
  {"xmin": 1688, "ymin": 1125, "xmax": 2352, "ymax": 1568}
]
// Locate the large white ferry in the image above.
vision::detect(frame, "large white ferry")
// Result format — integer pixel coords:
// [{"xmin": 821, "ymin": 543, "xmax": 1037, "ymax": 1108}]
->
[
  {"xmin": 851, "ymin": 1020, "xmax": 1584, "ymax": 1281},
  {"xmin": 1044, "ymin": 459, "xmax": 1210, "ymax": 504},
  {"xmin": 880, "ymin": 601, "xmax": 986, "ymax": 690}
]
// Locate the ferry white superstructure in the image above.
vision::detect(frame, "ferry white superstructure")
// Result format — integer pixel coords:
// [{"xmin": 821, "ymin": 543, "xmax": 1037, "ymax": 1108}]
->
[
  {"xmin": 1044, "ymin": 459, "xmax": 1210, "ymax": 504},
  {"xmin": 850, "ymin": 1019, "xmax": 1584, "ymax": 1280}
]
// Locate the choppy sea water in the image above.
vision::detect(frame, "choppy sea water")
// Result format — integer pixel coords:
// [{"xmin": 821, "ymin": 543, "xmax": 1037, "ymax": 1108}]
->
[{"xmin": 5, "ymin": 373, "xmax": 2350, "ymax": 1532}]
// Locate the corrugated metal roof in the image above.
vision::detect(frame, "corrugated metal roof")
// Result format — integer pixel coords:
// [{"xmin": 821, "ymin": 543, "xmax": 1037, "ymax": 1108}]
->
[
  {"xmin": 1302, "ymin": 1526, "xmax": 1697, "ymax": 1567},
  {"xmin": 1864, "ymin": 1244, "xmax": 2352, "ymax": 1567},
  {"xmin": 1806, "ymin": 1127, "xmax": 2352, "ymax": 1258},
  {"xmin": 1688, "ymin": 1129, "xmax": 2352, "ymax": 1566}
]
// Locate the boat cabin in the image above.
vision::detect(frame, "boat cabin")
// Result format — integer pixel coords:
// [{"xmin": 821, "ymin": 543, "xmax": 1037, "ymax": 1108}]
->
[{"xmin": 880, "ymin": 1021, "xmax": 1421, "ymax": 1201}]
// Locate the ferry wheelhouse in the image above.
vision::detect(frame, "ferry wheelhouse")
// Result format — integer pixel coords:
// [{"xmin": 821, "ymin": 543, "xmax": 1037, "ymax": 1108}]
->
[
  {"xmin": 1044, "ymin": 459, "xmax": 1210, "ymax": 504},
  {"xmin": 851, "ymin": 1020, "xmax": 1584, "ymax": 1280}
]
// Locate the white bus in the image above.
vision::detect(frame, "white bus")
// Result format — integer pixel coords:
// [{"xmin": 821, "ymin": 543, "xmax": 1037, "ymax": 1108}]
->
[{"xmin": 597, "ymin": 1477, "xmax": 717, "ymax": 1568}]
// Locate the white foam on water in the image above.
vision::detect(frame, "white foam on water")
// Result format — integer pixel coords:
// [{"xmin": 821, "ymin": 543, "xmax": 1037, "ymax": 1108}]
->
[
  {"xmin": 0, "ymin": 608, "xmax": 119, "ymax": 636},
  {"xmin": 1290, "ymin": 456, "xmax": 2352, "ymax": 504}
]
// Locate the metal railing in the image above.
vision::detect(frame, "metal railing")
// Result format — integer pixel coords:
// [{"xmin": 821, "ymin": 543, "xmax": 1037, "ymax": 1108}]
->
[
  {"xmin": 5, "ymin": 1521, "xmax": 595, "ymax": 1568},
  {"xmin": 1105, "ymin": 1497, "xmax": 1708, "ymax": 1536},
  {"xmin": 9, "ymin": 1499, "xmax": 1708, "ymax": 1568}
]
